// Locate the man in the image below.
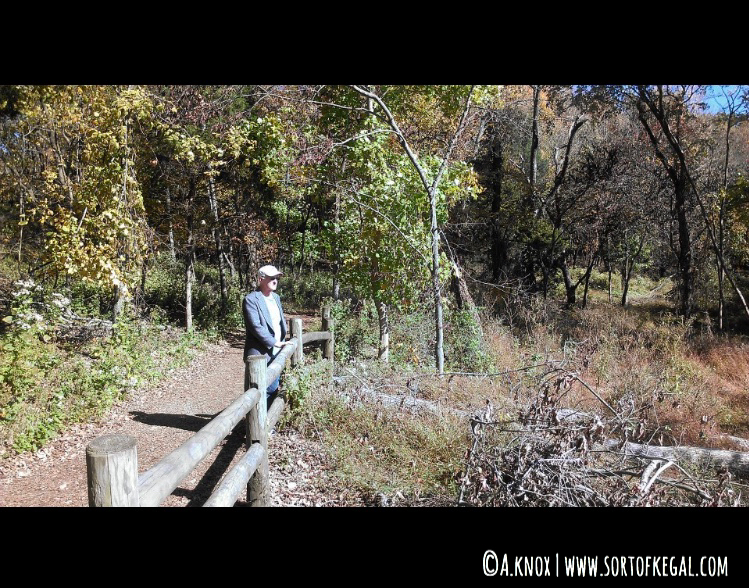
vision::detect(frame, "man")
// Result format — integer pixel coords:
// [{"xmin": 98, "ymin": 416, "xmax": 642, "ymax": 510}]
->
[{"xmin": 243, "ymin": 265, "xmax": 290, "ymax": 405}]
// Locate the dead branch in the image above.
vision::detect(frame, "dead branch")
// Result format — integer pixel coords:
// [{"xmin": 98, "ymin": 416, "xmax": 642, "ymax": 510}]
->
[{"xmin": 456, "ymin": 362, "xmax": 748, "ymax": 506}]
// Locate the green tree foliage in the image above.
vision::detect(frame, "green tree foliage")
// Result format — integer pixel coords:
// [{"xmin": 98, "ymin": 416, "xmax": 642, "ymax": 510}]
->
[
  {"xmin": 306, "ymin": 86, "xmax": 480, "ymax": 362},
  {"xmin": 2, "ymin": 84, "xmax": 749, "ymax": 342}
]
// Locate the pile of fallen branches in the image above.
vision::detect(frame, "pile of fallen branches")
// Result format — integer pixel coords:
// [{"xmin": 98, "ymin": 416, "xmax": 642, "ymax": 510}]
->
[
  {"xmin": 458, "ymin": 364, "xmax": 746, "ymax": 507},
  {"xmin": 54, "ymin": 307, "xmax": 113, "ymax": 343}
]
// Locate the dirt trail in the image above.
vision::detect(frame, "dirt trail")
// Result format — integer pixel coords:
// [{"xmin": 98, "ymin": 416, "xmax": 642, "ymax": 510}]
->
[{"xmin": 0, "ymin": 325, "xmax": 364, "ymax": 507}]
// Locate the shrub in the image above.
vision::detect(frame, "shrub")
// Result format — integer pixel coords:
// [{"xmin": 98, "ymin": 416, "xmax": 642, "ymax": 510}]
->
[
  {"xmin": 326, "ymin": 296, "xmax": 494, "ymax": 373},
  {"xmin": 143, "ymin": 254, "xmax": 184, "ymax": 324},
  {"xmin": 143, "ymin": 253, "xmax": 245, "ymax": 331},
  {"xmin": 69, "ymin": 279, "xmax": 114, "ymax": 320},
  {"xmin": 325, "ymin": 298, "xmax": 379, "ymax": 364},
  {"xmin": 387, "ymin": 302, "xmax": 434, "ymax": 369},
  {"xmin": 282, "ymin": 270, "xmax": 337, "ymax": 312},
  {"xmin": 443, "ymin": 307, "xmax": 493, "ymax": 373},
  {"xmin": 1, "ymin": 304, "xmax": 208, "ymax": 456},
  {"xmin": 280, "ymin": 351, "xmax": 332, "ymax": 423},
  {"xmin": 587, "ymin": 269, "xmax": 611, "ymax": 291}
]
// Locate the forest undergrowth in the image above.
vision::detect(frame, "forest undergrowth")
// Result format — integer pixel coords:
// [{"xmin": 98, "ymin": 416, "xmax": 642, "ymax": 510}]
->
[
  {"xmin": 280, "ymin": 274, "xmax": 749, "ymax": 507},
  {"xmin": 0, "ymin": 260, "xmax": 219, "ymax": 457},
  {"xmin": 2, "ymin": 261, "xmax": 748, "ymax": 506}
]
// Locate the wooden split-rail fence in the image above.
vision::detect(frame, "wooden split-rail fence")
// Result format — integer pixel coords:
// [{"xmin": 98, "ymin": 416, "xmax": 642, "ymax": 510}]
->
[{"xmin": 85, "ymin": 307, "xmax": 335, "ymax": 507}]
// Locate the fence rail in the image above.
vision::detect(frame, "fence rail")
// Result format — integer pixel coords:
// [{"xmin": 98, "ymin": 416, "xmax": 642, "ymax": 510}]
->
[{"xmin": 86, "ymin": 308, "xmax": 334, "ymax": 507}]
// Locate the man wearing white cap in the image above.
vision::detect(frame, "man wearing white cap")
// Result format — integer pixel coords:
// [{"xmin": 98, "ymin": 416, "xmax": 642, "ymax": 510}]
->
[{"xmin": 243, "ymin": 265, "xmax": 290, "ymax": 405}]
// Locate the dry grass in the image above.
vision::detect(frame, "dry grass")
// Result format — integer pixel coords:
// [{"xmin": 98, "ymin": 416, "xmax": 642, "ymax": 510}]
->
[
  {"xmin": 690, "ymin": 339, "xmax": 749, "ymax": 438},
  {"xmin": 419, "ymin": 294, "xmax": 748, "ymax": 451},
  {"xmin": 284, "ymin": 283, "xmax": 749, "ymax": 504},
  {"xmin": 282, "ymin": 368, "xmax": 470, "ymax": 502},
  {"xmin": 509, "ymin": 299, "xmax": 749, "ymax": 449}
]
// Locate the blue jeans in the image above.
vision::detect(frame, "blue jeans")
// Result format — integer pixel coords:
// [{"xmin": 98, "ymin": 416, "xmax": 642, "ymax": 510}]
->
[
  {"xmin": 266, "ymin": 376, "xmax": 281, "ymax": 398},
  {"xmin": 266, "ymin": 352, "xmax": 280, "ymax": 408}
]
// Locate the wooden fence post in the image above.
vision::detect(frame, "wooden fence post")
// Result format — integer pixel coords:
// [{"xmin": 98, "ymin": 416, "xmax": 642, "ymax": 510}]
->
[
  {"xmin": 322, "ymin": 305, "xmax": 334, "ymax": 362},
  {"xmin": 291, "ymin": 318, "xmax": 303, "ymax": 367},
  {"xmin": 246, "ymin": 355, "xmax": 270, "ymax": 506},
  {"xmin": 86, "ymin": 434, "xmax": 139, "ymax": 507}
]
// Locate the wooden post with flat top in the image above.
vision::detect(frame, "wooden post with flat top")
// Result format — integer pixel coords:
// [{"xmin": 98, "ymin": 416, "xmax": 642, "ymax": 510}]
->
[
  {"xmin": 321, "ymin": 305, "xmax": 334, "ymax": 362},
  {"xmin": 291, "ymin": 318, "xmax": 303, "ymax": 367},
  {"xmin": 86, "ymin": 434, "xmax": 139, "ymax": 507},
  {"xmin": 245, "ymin": 355, "xmax": 270, "ymax": 506}
]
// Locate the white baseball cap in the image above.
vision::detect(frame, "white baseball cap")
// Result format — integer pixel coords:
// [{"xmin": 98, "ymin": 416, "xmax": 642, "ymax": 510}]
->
[{"xmin": 258, "ymin": 265, "xmax": 283, "ymax": 278}]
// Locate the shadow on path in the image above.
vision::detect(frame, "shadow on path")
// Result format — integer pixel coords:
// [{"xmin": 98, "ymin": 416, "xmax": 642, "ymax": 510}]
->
[
  {"xmin": 129, "ymin": 410, "xmax": 248, "ymax": 506},
  {"xmin": 129, "ymin": 411, "xmax": 213, "ymax": 432},
  {"xmin": 177, "ymin": 422, "xmax": 247, "ymax": 507}
]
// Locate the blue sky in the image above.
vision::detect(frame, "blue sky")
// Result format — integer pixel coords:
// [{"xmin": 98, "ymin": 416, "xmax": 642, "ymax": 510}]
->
[{"xmin": 704, "ymin": 85, "xmax": 743, "ymax": 113}]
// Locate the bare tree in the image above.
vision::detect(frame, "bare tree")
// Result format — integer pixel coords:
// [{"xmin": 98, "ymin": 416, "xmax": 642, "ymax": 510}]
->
[{"xmin": 636, "ymin": 85, "xmax": 749, "ymax": 321}]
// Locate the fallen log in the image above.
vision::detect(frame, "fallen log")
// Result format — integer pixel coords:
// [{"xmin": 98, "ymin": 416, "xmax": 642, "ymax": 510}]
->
[
  {"xmin": 338, "ymin": 376, "xmax": 749, "ymax": 480},
  {"xmin": 340, "ymin": 386, "xmax": 469, "ymax": 418},
  {"xmin": 600, "ymin": 439, "xmax": 749, "ymax": 479},
  {"xmin": 524, "ymin": 407, "xmax": 749, "ymax": 479},
  {"xmin": 358, "ymin": 389, "xmax": 749, "ymax": 479},
  {"xmin": 56, "ymin": 311, "xmax": 114, "ymax": 342},
  {"xmin": 718, "ymin": 434, "xmax": 749, "ymax": 451}
]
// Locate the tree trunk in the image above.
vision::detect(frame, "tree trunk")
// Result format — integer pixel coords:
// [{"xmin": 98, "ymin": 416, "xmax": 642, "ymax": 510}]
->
[
  {"xmin": 621, "ymin": 233, "xmax": 644, "ymax": 307},
  {"xmin": 607, "ymin": 235, "xmax": 612, "ymax": 304},
  {"xmin": 375, "ymin": 298, "xmax": 389, "ymax": 362},
  {"xmin": 247, "ymin": 242, "xmax": 256, "ymax": 288},
  {"xmin": 166, "ymin": 187, "xmax": 176, "ymax": 262},
  {"xmin": 350, "ymin": 85, "xmax": 474, "ymax": 375},
  {"xmin": 208, "ymin": 174, "xmax": 228, "ymax": 315},
  {"xmin": 560, "ymin": 262, "xmax": 577, "ymax": 305},
  {"xmin": 601, "ymin": 439, "xmax": 749, "ymax": 480},
  {"xmin": 370, "ymin": 230, "xmax": 390, "ymax": 362},
  {"xmin": 642, "ymin": 85, "xmax": 749, "ymax": 323},
  {"xmin": 488, "ymin": 136, "xmax": 507, "ymax": 283},
  {"xmin": 113, "ymin": 114, "xmax": 128, "ymax": 323},
  {"xmin": 718, "ymin": 204, "xmax": 725, "ymax": 330},
  {"xmin": 139, "ymin": 255, "xmax": 149, "ymax": 309},
  {"xmin": 451, "ymin": 260, "xmax": 482, "ymax": 338},
  {"xmin": 223, "ymin": 251, "xmax": 236, "ymax": 279},
  {"xmin": 237, "ymin": 244, "xmax": 245, "ymax": 290},
  {"xmin": 430, "ymin": 190, "xmax": 444, "ymax": 374},
  {"xmin": 621, "ymin": 266, "xmax": 630, "ymax": 307},
  {"xmin": 17, "ymin": 189, "xmax": 24, "ymax": 271},
  {"xmin": 636, "ymin": 88, "xmax": 693, "ymax": 318},
  {"xmin": 185, "ymin": 182, "xmax": 195, "ymax": 332},
  {"xmin": 51, "ymin": 127, "xmax": 75, "ymax": 291},
  {"xmin": 675, "ymin": 174, "xmax": 693, "ymax": 317},
  {"xmin": 581, "ymin": 256, "xmax": 595, "ymax": 309},
  {"xmin": 333, "ymin": 188, "xmax": 341, "ymax": 300},
  {"xmin": 540, "ymin": 262, "xmax": 550, "ymax": 299},
  {"xmin": 295, "ymin": 205, "xmax": 312, "ymax": 279},
  {"xmin": 529, "ymin": 85, "xmax": 540, "ymax": 212},
  {"xmin": 185, "ymin": 251, "xmax": 193, "ymax": 332},
  {"xmin": 718, "ymin": 108, "xmax": 733, "ymax": 331},
  {"xmin": 621, "ymin": 231, "xmax": 631, "ymax": 307},
  {"xmin": 113, "ymin": 284, "xmax": 126, "ymax": 322},
  {"xmin": 608, "ymin": 266, "xmax": 612, "ymax": 304}
]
